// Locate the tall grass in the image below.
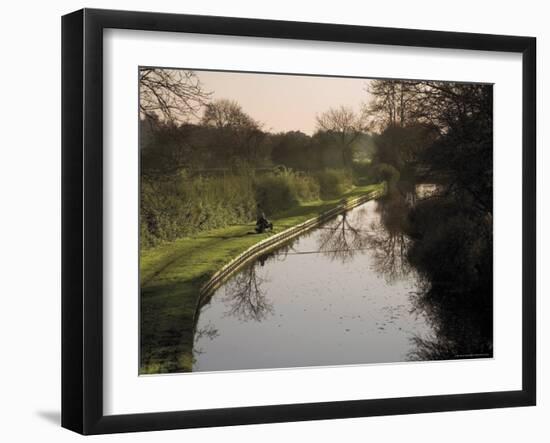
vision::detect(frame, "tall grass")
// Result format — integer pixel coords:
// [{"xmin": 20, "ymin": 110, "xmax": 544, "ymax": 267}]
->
[
  {"xmin": 141, "ymin": 171, "xmax": 256, "ymax": 248},
  {"xmin": 254, "ymin": 168, "xmax": 320, "ymax": 214},
  {"xmin": 141, "ymin": 167, "xmax": 334, "ymax": 248}
]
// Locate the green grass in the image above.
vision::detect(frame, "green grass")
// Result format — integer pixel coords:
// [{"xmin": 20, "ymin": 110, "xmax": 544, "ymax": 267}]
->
[{"xmin": 140, "ymin": 183, "xmax": 384, "ymax": 374}]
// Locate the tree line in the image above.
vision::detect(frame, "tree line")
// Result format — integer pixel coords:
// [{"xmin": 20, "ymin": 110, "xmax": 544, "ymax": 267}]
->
[{"xmin": 140, "ymin": 68, "xmax": 493, "ymax": 265}]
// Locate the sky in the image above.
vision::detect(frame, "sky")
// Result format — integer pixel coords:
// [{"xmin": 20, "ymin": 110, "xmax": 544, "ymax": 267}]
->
[{"xmin": 194, "ymin": 70, "xmax": 373, "ymax": 135}]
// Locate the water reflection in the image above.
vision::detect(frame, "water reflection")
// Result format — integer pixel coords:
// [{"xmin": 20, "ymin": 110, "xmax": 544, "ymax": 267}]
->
[
  {"xmin": 317, "ymin": 209, "xmax": 369, "ymax": 262},
  {"xmin": 192, "ymin": 185, "xmax": 492, "ymax": 371},
  {"xmin": 408, "ymin": 294, "xmax": 493, "ymax": 361},
  {"xmin": 365, "ymin": 194, "xmax": 412, "ymax": 282},
  {"xmin": 404, "ymin": 181, "xmax": 493, "ymax": 361},
  {"xmin": 222, "ymin": 259, "xmax": 274, "ymax": 322}
]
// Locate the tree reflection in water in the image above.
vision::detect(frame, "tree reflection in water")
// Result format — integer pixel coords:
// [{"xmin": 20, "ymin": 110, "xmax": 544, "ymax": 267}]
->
[
  {"xmin": 192, "ymin": 323, "xmax": 220, "ymax": 359},
  {"xmin": 403, "ymin": 186, "xmax": 493, "ymax": 361},
  {"xmin": 365, "ymin": 193, "xmax": 412, "ymax": 282},
  {"xmin": 407, "ymin": 279, "xmax": 493, "ymax": 360},
  {"xmin": 360, "ymin": 188, "xmax": 492, "ymax": 361},
  {"xmin": 197, "ymin": 185, "xmax": 492, "ymax": 363},
  {"xmin": 221, "ymin": 255, "xmax": 274, "ymax": 322},
  {"xmin": 316, "ymin": 193, "xmax": 413, "ymax": 282},
  {"xmin": 316, "ymin": 210, "xmax": 369, "ymax": 263}
]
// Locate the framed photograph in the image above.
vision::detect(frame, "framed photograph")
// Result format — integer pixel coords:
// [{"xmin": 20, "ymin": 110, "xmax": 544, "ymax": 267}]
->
[{"xmin": 62, "ymin": 8, "xmax": 536, "ymax": 434}]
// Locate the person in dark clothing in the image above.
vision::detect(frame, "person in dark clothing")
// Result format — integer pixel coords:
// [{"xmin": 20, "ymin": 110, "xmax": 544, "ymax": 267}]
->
[
  {"xmin": 255, "ymin": 204, "xmax": 273, "ymax": 233},
  {"xmin": 256, "ymin": 204, "xmax": 266, "ymax": 224}
]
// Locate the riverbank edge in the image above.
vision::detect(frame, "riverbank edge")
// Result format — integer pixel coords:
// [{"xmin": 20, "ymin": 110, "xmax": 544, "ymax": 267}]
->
[{"xmin": 140, "ymin": 182, "xmax": 385, "ymax": 374}]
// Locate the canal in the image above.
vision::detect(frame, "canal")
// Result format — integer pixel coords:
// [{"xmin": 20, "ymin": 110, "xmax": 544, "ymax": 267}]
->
[{"xmin": 192, "ymin": 191, "xmax": 440, "ymax": 372}]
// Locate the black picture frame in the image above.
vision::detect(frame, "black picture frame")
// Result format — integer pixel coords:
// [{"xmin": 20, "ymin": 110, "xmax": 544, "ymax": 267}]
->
[{"xmin": 62, "ymin": 8, "xmax": 536, "ymax": 435}]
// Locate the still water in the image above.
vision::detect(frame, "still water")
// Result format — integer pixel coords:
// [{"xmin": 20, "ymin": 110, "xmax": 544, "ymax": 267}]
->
[{"xmin": 193, "ymin": 196, "xmax": 437, "ymax": 372}]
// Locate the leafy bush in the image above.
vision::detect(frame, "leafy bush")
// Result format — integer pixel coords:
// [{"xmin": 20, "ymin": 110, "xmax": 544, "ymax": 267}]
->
[
  {"xmin": 315, "ymin": 169, "xmax": 353, "ymax": 198},
  {"xmin": 141, "ymin": 168, "xmax": 321, "ymax": 248},
  {"xmin": 292, "ymin": 173, "xmax": 320, "ymax": 202},
  {"xmin": 351, "ymin": 160, "xmax": 374, "ymax": 185},
  {"xmin": 255, "ymin": 168, "xmax": 320, "ymax": 214},
  {"xmin": 140, "ymin": 172, "xmax": 256, "ymax": 248},
  {"xmin": 407, "ymin": 197, "xmax": 492, "ymax": 297},
  {"xmin": 254, "ymin": 175, "xmax": 298, "ymax": 214},
  {"xmin": 372, "ymin": 163, "xmax": 400, "ymax": 189}
]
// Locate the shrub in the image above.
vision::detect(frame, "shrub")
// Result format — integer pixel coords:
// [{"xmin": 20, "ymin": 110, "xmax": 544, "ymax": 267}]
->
[
  {"xmin": 315, "ymin": 169, "xmax": 353, "ymax": 198},
  {"xmin": 140, "ymin": 172, "xmax": 257, "ymax": 248},
  {"xmin": 254, "ymin": 168, "xmax": 320, "ymax": 214},
  {"xmin": 254, "ymin": 174, "xmax": 298, "ymax": 214},
  {"xmin": 140, "ymin": 168, "xmax": 321, "ymax": 248},
  {"xmin": 372, "ymin": 163, "xmax": 400, "ymax": 189},
  {"xmin": 351, "ymin": 160, "xmax": 374, "ymax": 185},
  {"xmin": 292, "ymin": 173, "xmax": 320, "ymax": 202}
]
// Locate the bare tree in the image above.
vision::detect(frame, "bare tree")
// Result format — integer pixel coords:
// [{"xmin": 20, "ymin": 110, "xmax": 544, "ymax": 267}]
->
[
  {"xmin": 366, "ymin": 80, "xmax": 416, "ymax": 130},
  {"xmin": 405, "ymin": 81, "xmax": 492, "ymax": 134},
  {"xmin": 139, "ymin": 68, "xmax": 211, "ymax": 122},
  {"xmin": 367, "ymin": 79, "xmax": 491, "ymax": 136},
  {"xmin": 315, "ymin": 106, "xmax": 367, "ymax": 169}
]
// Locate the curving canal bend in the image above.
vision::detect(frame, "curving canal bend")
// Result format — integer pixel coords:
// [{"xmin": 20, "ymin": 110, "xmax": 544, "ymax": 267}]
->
[{"xmin": 192, "ymin": 188, "xmax": 446, "ymax": 372}]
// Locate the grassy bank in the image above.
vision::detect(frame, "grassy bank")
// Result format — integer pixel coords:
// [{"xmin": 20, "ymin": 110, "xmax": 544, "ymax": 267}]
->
[
  {"xmin": 141, "ymin": 168, "xmax": 356, "ymax": 248},
  {"xmin": 140, "ymin": 183, "xmax": 384, "ymax": 374}
]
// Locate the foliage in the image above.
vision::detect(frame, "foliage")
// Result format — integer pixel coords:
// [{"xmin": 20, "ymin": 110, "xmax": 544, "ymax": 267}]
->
[
  {"xmin": 200, "ymin": 99, "xmax": 266, "ymax": 165},
  {"xmin": 315, "ymin": 106, "xmax": 367, "ymax": 169},
  {"xmin": 372, "ymin": 124, "xmax": 435, "ymax": 174},
  {"xmin": 419, "ymin": 113, "xmax": 493, "ymax": 213},
  {"xmin": 351, "ymin": 159, "xmax": 374, "ymax": 185},
  {"xmin": 270, "ymin": 131, "xmax": 314, "ymax": 171},
  {"xmin": 254, "ymin": 169, "xmax": 320, "ymax": 214},
  {"xmin": 407, "ymin": 198, "xmax": 492, "ymax": 293},
  {"xmin": 141, "ymin": 172, "xmax": 257, "ymax": 248},
  {"xmin": 314, "ymin": 169, "xmax": 353, "ymax": 198},
  {"xmin": 365, "ymin": 79, "xmax": 494, "ymax": 362},
  {"xmin": 371, "ymin": 163, "xmax": 400, "ymax": 190},
  {"xmin": 141, "ymin": 167, "xmax": 323, "ymax": 248},
  {"xmin": 201, "ymin": 99, "xmax": 258, "ymax": 129},
  {"xmin": 140, "ymin": 119, "xmax": 205, "ymax": 176},
  {"xmin": 405, "ymin": 196, "xmax": 493, "ymax": 361}
]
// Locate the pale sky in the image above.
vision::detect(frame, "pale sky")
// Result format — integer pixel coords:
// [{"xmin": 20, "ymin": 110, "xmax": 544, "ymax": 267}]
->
[{"xmin": 194, "ymin": 70, "xmax": 373, "ymax": 135}]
